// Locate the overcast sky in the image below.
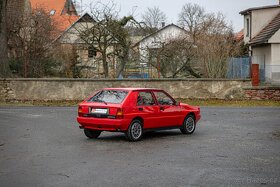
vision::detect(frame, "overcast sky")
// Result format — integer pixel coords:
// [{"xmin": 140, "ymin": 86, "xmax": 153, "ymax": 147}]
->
[{"xmin": 81, "ymin": 0, "xmax": 278, "ymax": 32}]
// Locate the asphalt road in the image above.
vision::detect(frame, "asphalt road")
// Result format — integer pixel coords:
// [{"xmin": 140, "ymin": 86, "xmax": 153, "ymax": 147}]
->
[{"xmin": 0, "ymin": 106, "xmax": 280, "ymax": 187}]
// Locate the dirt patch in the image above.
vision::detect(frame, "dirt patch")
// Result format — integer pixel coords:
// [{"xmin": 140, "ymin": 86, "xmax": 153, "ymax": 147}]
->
[{"xmin": 271, "ymin": 130, "xmax": 280, "ymax": 139}]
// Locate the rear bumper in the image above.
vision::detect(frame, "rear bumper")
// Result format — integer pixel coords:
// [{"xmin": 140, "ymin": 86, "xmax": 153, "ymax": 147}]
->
[{"xmin": 77, "ymin": 116, "xmax": 130, "ymax": 132}]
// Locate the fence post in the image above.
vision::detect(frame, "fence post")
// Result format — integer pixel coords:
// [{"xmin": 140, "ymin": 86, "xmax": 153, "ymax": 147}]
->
[{"xmin": 252, "ymin": 64, "xmax": 259, "ymax": 86}]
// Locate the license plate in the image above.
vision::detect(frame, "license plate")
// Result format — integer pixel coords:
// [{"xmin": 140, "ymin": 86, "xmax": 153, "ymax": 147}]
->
[{"xmin": 91, "ymin": 108, "xmax": 108, "ymax": 114}]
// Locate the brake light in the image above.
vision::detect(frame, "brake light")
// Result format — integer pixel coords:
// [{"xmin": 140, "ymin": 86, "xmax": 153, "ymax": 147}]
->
[
  {"xmin": 78, "ymin": 106, "xmax": 83, "ymax": 117},
  {"xmin": 116, "ymin": 108, "xmax": 124, "ymax": 119}
]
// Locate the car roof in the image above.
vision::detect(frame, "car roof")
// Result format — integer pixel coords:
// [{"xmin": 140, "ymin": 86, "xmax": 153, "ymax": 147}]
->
[{"xmin": 103, "ymin": 88, "xmax": 163, "ymax": 92}]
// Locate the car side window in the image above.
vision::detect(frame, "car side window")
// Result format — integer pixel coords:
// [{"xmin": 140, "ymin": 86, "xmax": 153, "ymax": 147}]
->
[
  {"xmin": 137, "ymin": 92, "xmax": 155, "ymax": 106},
  {"xmin": 154, "ymin": 91, "xmax": 175, "ymax": 105}
]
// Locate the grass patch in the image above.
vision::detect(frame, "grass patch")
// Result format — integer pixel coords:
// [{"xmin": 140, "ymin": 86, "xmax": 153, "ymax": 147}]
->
[
  {"xmin": 178, "ymin": 99, "xmax": 280, "ymax": 107},
  {"xmin": 0, "ymin": 99, "xmax": 280, "ymax": 107}
]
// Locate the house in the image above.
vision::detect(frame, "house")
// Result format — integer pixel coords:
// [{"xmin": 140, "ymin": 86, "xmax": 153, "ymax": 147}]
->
[
  {"xmin": 56, "ymin": 14, "xmax": 155, "ymax": 78},
  {"xmin": 135, "ymin": 24, "xmax": 187, "ymax": 63},
  {"xmin": 56, "ymin": 13, "xmax": 102, "ymax": 78},
  {"xmin": 5, "ymin": 0, "xmax": 82, "ymax": 78},
  {"xmin": 240, "ymin": 3, "xmax": 280, "ymax": 83},
  {"xmin": 6, "ymin": 0, "xmax": 80, "ymax": 58},
  {"xmin": 56, "ymin": 13, "xmax": 125, "ymax": 78},
  {"xmin": 133, "ymin": 24, "xmax": 188, "ymax": 77},
  {"xmin": 30, "ymin": 0, "xmax": 79, "ymax": 38}
]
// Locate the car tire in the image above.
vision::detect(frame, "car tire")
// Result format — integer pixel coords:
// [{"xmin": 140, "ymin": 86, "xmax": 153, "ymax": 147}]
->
[
  {"xmin": 84, "ymin": 129, "xmax": 102, "ymax": 139},
  {"xmin": 180, "ymin": 114, "xmax": 196, "ymax": 134},
  {"xmin": 125, "ymin": 119, "xmax": 143, "ymax": 141}
]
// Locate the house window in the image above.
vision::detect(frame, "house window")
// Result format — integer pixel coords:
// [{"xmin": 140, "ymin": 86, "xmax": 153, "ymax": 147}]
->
[
  {"xmin": 148, "ymin": 48, "xmax": 159, "ymax": 62},
  {"xmin": 246, "ymin": 18, "xmax": 250, "ymax": 37},
  {"xmin": 88, "ymin": 46, "xmax": 97, "ymax": 58}
]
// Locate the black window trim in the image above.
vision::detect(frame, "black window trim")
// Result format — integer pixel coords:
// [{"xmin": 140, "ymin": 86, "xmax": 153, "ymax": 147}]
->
[
  {"xmin": 137, "ymin": 91, "xmax": 157, "ymax": 106},
  {"xmin": 152, "ymin": 90, "xmax": 176, "ymax": 106}
]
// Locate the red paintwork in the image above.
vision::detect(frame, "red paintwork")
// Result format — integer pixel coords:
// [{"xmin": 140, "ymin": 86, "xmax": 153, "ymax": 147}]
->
[{"xmin": 77, "ymin": 88, "xmax": 201, "ymax": 132}]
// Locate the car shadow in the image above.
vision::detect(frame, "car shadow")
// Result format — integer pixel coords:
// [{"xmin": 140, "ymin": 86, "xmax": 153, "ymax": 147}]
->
[
  {"xmin": 143, "ymin": 130, "xmax": 183, "ymax": 140},
  {"xmin": 92, "ymin": 130, "xmax": 184, "ymax": 142},
  {"xmin": 96, "ymin": 133, "xmax": 127, "ymax": 142}
]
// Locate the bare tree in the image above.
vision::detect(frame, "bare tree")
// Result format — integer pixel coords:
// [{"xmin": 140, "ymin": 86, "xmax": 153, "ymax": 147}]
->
[
  {"xmin": 109, "ymin": 16, "xmax": 142, "ymax": 77},
  {"xmin": 0, "ymin": 0, "xmax": 10, "ymax": 77},
  {"xmin": 53, "ymin": 45, "xmax": 79, "ymax": 78},
  {"xmin": 75, "ymin": 1, "xmax": 137, "ymax": 78},
  {"xmin": 161, "ymin": 38, "xmax": 201, "ymax": 78},
  {"xmin": 178, "ymin": 3, "xmax": 238, "ymax": 78},
  {"xmin": 178, "ymin": 3, "xmax": 206, "ymax": 44},
  {"xmin": 8, "ymin": 8, "xmax": 60, "ymax": 77},
  {"xmin": 142, "ymin": 6, "xmax": 167, "ymax": 30},
  {"xmin": 197, "ymin": 13, "xmax": 237, "ymax": 78},
  {"xmin": 76, "ymin": 1, "xmax": 119, "ymax": 77},
  {"xmin": 145, "ymin": 37, "xmax": 201, "ymax": 78}
]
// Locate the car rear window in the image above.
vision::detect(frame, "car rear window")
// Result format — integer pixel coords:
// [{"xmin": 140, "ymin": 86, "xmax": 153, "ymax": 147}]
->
[{"xmin": 87, "ymin": 90, "xmax": 128, "ymax": 104}]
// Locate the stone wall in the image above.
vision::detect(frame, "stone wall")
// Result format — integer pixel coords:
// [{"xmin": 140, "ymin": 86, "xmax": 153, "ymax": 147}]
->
[
  {"xmin": 244, "ymin": 87, "xmax": 280, "ymax": 100},
  {"xmin": 0, "ymin": 78, "xmax": 251, "ymax": 101}
]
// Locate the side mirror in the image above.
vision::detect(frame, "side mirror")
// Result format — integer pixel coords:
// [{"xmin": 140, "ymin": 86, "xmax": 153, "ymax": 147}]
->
[{"xmin": 177, "ymin": 102, "xmax": 181, "ymax": 106}]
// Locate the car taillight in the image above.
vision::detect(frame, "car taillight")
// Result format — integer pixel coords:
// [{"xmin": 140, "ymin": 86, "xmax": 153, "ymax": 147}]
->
[
  {"xmin": 116, "ymin": 108, "xmax": 124, "ymax": 119},
  {"xmin": 78, "ymin": 106, "xmax": 83, "ymax": 117}
]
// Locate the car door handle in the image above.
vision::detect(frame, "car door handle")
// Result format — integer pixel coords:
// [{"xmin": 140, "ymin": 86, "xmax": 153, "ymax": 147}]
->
[
  {"xmin": 138, "ymin": 108, "xmax": 143, "ymax": 111},
  {"xmin": 160, "ymin": 107, "xmax": 164, "ymax": 111}
]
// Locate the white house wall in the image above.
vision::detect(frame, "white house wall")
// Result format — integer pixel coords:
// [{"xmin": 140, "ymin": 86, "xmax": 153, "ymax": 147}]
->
[
  {"xmin": 271, "ymin": 44, "xmax": 280, "ymax": 65},
  {"xmin": 252, "ymin": 45, "xmax": 272, "ymax": 80},
  {"xmin": 269, "ymin": 30, "xmax": 280, "ymax": 81},
  {"xmin": 252, "ymin": 45, "xmax": 271, "ymax": 65},
  {"xmin": 271, "ymin": 44, "xmax": 280, "ymax": 81},
  {"xmin": 252, "ymin": 44, "xmax": 280, "ymax": 82},
  {"xmin": 244, "ymin": 14, "xmax": 251, "ymax": 44},
  {"xmin": 59, "ymin": 22, "xmax": 94, "ymax": 44},
  {"xmin": 251, "ymin": 8, "xmax": 280, "ymax": 38},
  {"xmin": 139, "ymin": 26, "xmax": 186, "ymax": 48},
  {"xmin": 139, "ymin": 25, "xmax": 187, "ymax": 63},
  {"xmin": 269, "ymin": 29, "xmax": 280, "ymax": 43},
  {"xmin": 243, "ymin": 8, "xmax": 280, "ymax": 44}
]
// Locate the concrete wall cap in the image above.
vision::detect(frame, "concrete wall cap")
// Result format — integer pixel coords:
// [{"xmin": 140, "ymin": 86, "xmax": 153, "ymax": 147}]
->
[
  {"xmin": 243, "ymin": 86, "xmax": 280, "ymax": 90},
  {"xmin": 0, "ymin": 78, "xmax": 251, "ymax": 82}
]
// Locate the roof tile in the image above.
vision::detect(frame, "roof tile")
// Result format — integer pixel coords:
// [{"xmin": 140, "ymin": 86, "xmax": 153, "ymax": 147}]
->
[
  {"xmin": 235, "ymin": 29, "xmax": 244, "ymax": 42},
  {"xmin": 30, "ymin": 0, "xmax": 79, "ymax": 35},
  {"xmin": 250, "ymin": 12, "xmax": 280, "ymax": 45}
]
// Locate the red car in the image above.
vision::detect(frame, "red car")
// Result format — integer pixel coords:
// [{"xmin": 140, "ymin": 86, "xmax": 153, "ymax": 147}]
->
[{"xmin": 77, "ymin": 88, "xmax": 201, "ymax": 141}]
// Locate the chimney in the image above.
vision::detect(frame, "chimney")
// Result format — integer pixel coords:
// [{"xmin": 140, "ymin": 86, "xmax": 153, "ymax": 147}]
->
[{"xmin": 161, "ymin": 22, "xmax": 165, "ymax": 28}]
